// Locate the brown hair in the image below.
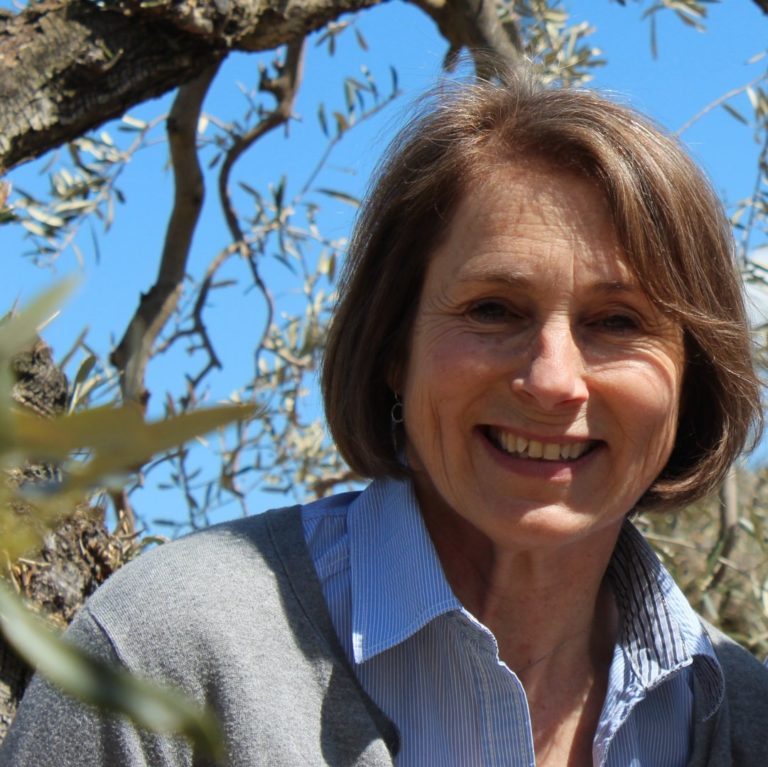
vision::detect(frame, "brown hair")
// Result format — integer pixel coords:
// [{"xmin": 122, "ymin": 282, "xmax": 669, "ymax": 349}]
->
[{"xmin": 322, "ymin": 67, "xmax": 763, "ymax": 510}]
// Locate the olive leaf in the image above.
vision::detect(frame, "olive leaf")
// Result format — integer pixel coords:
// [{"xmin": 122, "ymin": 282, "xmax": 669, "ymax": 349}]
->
[{"xmin": 0, "ymin": 282, "xmax": 254, "ymax": 759}]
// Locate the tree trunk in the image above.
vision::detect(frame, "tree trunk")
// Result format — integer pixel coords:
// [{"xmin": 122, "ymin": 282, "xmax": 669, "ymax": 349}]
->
[
  {"xmin": 0, "ymin": 0, "xmax": 383, "ymax": 171},
  {"xmin": 0, "ymin": 0, "xmax": 523, "ymax": 172}
]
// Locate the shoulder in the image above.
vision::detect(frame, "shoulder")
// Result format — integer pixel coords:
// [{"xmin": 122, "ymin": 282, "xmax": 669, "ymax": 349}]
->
[
  {"xmin": 704, "ymin": 620, "xmax": 768, "ymax": 693},
  {"xmin": 89, "ymin": 506, "xmax": 303, "ymax": 608},
  {"xmin": 702, "ymin": 621, "xmax": 768, "ymax": 760},
  {"xmin": 72, "ymin": 505, "xmax": 321, "ymax": 676},
  {"xmin": 5, "ymin": 500, "xmax": 399, "ymax": 766}
]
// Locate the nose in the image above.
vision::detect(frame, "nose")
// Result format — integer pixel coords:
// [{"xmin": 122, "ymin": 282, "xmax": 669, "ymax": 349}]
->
[{"xmin": 511, "ymin": 319, "xmax": 589, "ymax": 409}]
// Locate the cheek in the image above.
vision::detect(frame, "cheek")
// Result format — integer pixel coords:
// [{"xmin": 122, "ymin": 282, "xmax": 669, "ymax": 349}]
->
[
  {"xmin": 422, "ymin": 331, "xmax": 508, "ymax": 385},
  {"xmin": 402, "ymin": 336, "xmax": 485, "ymax": 458},
  {"xmin": 611, "ymin": 360, "xmax": 682, "ymax": 458},
  {"xmin": 405, "ymin": 332, "xmax": 475, "ymax": 398}
]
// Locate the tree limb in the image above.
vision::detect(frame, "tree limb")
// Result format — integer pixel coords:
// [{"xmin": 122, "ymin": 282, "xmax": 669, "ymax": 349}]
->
[
  {"xmin": 708, "ymin": 466, "xmax": 740, "ymax": 591},
  {"xmin": 0, "ymin": 0, "xmax": 523, "ymax": 171},
  {"xmin": 411, "ymin": 0, "xmax": 523, "ymax": 76},
  {"xmin": 164, "ymin": 244, "xmax": 238, "ymax": 407},
  {"xmin": 218, "ymin": 39, "xmax": 305, "ymax": 243},
  {"xmin": 0, "ymin": 1, "xmax": 222, "ymax": 171},
  {"xmin": 218, "ymin": 38, "xmax": 305, "ymax": 356},
  {"xmin": 0, "ymin": 0, "xmax": 381, "ymax": 171},
  {"xmin": 111, "ymin": 63, "xmax": 219, "ymax": 406}
]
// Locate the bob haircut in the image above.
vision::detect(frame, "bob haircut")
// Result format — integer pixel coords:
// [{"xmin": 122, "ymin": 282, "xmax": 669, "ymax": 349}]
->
[{"xmin": 322, "ymin": 67, "xmax": 763, "ymax": 511}]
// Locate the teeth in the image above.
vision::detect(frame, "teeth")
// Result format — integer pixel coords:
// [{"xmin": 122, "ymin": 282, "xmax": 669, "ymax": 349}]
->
[
  {"xmin": 543, "ymin": 443, "xmax": 560, "ymax": 460},
  {"xmin": 489, "ymin": 429, "xmax": 591, "ymax": 462}
]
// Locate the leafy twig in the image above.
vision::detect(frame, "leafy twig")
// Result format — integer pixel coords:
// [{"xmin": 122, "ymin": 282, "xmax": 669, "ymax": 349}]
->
[{"xmin": 217, "ymin": 40, "xmax": 305, "ymax": 359}]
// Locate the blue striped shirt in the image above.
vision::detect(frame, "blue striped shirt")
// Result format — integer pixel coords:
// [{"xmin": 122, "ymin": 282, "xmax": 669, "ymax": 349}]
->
[{"xmin": 302, "ymin": 477, "xmax": 724, "ymax": 766}]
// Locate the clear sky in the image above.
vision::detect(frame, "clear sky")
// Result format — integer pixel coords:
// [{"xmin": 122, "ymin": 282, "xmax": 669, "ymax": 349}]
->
[{"xmin": 2, "ymin": 0, "xmax": 767, "ymax": 531}]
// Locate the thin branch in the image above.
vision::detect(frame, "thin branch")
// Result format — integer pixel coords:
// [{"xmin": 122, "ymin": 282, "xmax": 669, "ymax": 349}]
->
[
  {"xmin": 179, "ymin": 248, "xmax": 233, "ymax": 406},
  {"xmin": 675, "ymin": 74, "xmax": 765, "ymax": 136},
  {"xmin": 153, "ymin": 241, "xmax": 238, "ymax": 353},
  {"xmin": 641, "ymin": 530, "xmax": 753, "ymax": 580},
  {"xmin": 708, "ymin": 466, "xmax": 740, "ymax": 591},
  {"xmin": 218, "ymin": 40, "xmax": 305, "ymax": 244},
  {"xmin": 297, "ymin": 89, "xmax": 401, "ymax": 198},
  {"xmin": 737, "ymin": 127, "xmax": 768, "ymax": 266},
  {"xmin": 107, "ymin": 487, "xmax": 136, "ymax": 537},
  {"xmin": 110, "ymin": 63, "xmax": 220, "ymax": 406},
  {"xmin": 217, "ymin": 38, "xmax": 305, "ymax": 358}
]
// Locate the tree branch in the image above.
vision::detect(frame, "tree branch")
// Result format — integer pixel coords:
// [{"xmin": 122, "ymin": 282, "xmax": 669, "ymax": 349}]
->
[
  {"xmin": 0, "ymin": 0, "xmax": 524, "ymax": 171},
  {"xmin": 217, "ymin": 38, "xmax": 305, "ymax": 355},
  {"xmin": 0, "ymin": 2, "xmax": 222, "ymax": 171},
  {"xmin": 163, "ymin": 244, "xmax": 237, "ymax": 407},
  {"xmin": 110, "ymin": 63, "xmax": 219, "ymax": 405},
  {"xmin": 411, "ymin": 0, "xmax": 523, "ymax": 76},
  {"xmin": 708, "ymin": 466, "xmax": 740, "ymax": 591},
  {"xmin": 218, "ymin": 39, "xmax": 305, "ymax": 243},
  {"xmin": 676, "ymin": 74, "xmax": 766, "ymax": 136},
  {"xmin": 0, "ymin": 0, "xmax": 383, "ymax": 170}
]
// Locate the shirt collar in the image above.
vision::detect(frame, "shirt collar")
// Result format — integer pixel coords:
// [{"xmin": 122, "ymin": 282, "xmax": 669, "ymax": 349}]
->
[
  {"xmin": 347, "ymin": 478, "xmax": 724, "ymax": 717},
  {"xmin": 608, "ymin": 521, "xmax": 724, "ymax": 719},
  {"xmin": 348, "ymin": 477, "xmax": 461, "ymax": 663}
]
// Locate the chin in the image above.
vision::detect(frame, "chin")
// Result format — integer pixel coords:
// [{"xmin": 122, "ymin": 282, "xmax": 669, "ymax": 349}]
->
[{"xmin": 476, "ymin": 499, "xmax": 628, "ymax": 551}]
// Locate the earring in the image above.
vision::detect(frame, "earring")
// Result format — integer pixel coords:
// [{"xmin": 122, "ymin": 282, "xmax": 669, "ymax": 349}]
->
[{"xmin": 391, "ymin": 393, "xmax": 404, "ymax": 424}]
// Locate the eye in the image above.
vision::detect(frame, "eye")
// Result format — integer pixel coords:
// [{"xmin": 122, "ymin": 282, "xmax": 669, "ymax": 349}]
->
[
  {"xmin": 466, "ymin": 300, "xmax": 520, "ymax": 324},
  {"xmin": 591, "ymin": 312, "xmax": 641, "ymax": 334}
]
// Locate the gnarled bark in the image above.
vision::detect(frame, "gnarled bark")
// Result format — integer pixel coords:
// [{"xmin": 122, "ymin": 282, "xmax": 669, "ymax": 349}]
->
[
  {"xmin": 0, "ymin": 0, "xmax": 384, "ymax": 171},
  {"xmin": 0, "ymin": 0, "xmax": 523, "ymax": 172}
]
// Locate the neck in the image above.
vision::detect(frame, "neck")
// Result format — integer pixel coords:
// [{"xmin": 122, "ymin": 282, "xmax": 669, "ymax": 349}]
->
[{"xmin": 419, "ymin": 500, "xmax": 622, "ymax": 688}]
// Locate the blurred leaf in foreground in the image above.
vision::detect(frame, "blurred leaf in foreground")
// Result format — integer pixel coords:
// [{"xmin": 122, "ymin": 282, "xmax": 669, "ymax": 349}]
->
[
  {"xmin": 1, "ymin": 402, "xmax": 258, "ymax": 561},
  {"xmin": 0, "ymin": 283, "xmax": 255, "ymax": 757}
]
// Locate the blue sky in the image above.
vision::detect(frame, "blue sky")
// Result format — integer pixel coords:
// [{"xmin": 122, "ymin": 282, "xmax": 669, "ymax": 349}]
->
[{"xmin": 3, "ymin": 0, "xmax": 767, "ymax": 531}]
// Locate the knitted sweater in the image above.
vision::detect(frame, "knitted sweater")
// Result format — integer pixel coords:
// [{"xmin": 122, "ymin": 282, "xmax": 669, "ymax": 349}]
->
[{"xmin": 1, "ymin": 507, "xmax": 767, "ymax": 766}]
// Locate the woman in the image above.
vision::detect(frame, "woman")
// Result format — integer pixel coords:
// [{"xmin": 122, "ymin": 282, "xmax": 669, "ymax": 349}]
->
[{"xmin": 3, "ymin": 70, "xmax": 768, "ymax": 766}]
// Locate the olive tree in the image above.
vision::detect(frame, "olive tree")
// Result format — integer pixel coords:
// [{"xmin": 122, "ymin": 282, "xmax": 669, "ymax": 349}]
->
[{"xmin": 2, "ymin": 0, "xmax": 768, "ymax": 746}]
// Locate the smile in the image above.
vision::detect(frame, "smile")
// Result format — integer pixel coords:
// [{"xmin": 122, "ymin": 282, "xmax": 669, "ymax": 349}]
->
[{"xmin": 486, "ymin": 427, "xmax": 595, "ymax": 461}]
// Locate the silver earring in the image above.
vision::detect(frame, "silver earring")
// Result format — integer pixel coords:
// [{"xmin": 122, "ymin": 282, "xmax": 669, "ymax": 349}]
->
[{"xmin": 391, "ymin": 393, "xmax": 404, "ymax": 424}]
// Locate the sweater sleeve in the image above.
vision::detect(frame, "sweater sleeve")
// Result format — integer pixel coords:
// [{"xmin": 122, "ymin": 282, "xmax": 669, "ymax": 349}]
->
[{"xmin": 0, "ymin": 608, "xmax": 194, "ymax": 767}]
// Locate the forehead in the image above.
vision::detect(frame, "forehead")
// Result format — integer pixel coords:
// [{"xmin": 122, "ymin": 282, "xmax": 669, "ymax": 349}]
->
[{"xmin": 427, "ymin": 161, "xmax": 633, "ymax": 288}]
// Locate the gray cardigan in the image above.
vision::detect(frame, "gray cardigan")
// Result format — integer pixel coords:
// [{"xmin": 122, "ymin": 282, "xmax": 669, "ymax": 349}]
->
[{"xmin": 1, "ymin": 506, "xmax": 767, "ymax": 766}]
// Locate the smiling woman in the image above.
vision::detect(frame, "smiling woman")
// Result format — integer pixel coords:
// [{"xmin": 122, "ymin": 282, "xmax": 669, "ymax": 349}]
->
[
  {"xmin": 320, "ymin": 67, "xmax": 768, "ymax": 765},
  {"xmin": 3, "ymin": 67, "xmax": 768, "ymax": 767},
  {"xmin": 401, "ymin": 164, "xmax": 685, "ymax": 559}
]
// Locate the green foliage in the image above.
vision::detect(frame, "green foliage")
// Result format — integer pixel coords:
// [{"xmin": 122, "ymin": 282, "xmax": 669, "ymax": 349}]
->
[
  {"xmin": 9, "ymin": 124, "xmax": 155, "ymax": 266},
  {"xmin": 509, "ymin": 0, "xmax": 606, "ymax": 84},
  {"xmin": 0, "ymin": 288, "xmax": 256, "ymax": 757}
]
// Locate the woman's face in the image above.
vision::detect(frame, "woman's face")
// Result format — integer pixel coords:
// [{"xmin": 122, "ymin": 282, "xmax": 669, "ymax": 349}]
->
[{"xmin": 400, "ymin": 162, "xmax": 684, "ymax": 552}]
